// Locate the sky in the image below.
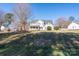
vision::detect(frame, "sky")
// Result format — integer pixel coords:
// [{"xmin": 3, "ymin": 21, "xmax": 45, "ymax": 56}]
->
[{"xmin": 0, "ymin": 3, "xmax": 79, "ymax": 22}]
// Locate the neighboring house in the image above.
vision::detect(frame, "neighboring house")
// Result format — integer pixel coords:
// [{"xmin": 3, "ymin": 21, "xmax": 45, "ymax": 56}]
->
[
  {"xmin": 29, "ymin": 20, "xmax": 54, "ymax": 31},
  {"xmin": 68, "ymin": 22, "xmax": 79, "ymax": 30},
  {"xmin": 0, "ymin": 25, "xmax": 6, "ymax": 31},
  {"xmin": 0, "ymin": 25, "xmax": 13, "ymax": 32}
]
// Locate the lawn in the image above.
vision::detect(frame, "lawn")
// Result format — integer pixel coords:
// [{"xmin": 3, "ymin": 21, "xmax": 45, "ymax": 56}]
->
[{"xmin": 0, "ymin": 31, "xmax": 79, "ymax": 56}]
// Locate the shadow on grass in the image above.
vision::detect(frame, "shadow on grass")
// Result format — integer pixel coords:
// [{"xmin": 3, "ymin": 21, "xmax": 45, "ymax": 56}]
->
[{"xmin": 0, "ymin": 32, "xmax": 79, "ymax": 56}]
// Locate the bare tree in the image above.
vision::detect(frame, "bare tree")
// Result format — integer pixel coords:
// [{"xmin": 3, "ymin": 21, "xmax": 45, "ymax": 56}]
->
[
  {"xmin": 0, "ymin": 9, "xmax": 5, "ymax": 31},
  {"xmin": 13, "ymin": 3, "xmax": 31, "ymax": 32},
  {"xmin": 56, "ymin": 17, "xmax": 70, "ymax": 28},
  {"xmin": 4, "ymin": 13, "xmax": 14, "ymax": 27},
  {"xmin": 69, "ymin": 16, "xmax": 75, "ymax": 22},
  {"xmin": 3, "ymin": 13, "xmax": 14, "ymax": 31}
]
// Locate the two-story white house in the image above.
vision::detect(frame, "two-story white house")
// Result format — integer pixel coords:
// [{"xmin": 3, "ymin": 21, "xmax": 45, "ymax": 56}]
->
[{"xmin": 29, "ymin": 20, "xmax": 54, "ymax": 31}]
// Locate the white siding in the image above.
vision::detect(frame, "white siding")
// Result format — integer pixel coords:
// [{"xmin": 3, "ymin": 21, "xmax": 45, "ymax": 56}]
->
[
  {"xmin": 0, "ymin": 26, "xmax": 6, "ymax": 31},
  {"xmin": 68, "ymin": 22, "xmax": 79, "ymax": 30}
]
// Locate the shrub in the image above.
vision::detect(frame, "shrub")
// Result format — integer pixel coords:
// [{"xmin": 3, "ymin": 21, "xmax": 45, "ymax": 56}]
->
[
  {"xmin": 47, "ymin": 26, "xmax": 52, "ymax": 30},
  {"xmin": 54, "ymin": 26, "xmax": 60, "ymax": 30}
]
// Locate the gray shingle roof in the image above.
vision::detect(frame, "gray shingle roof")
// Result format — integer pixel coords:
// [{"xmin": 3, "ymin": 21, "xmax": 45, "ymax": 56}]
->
[
  {"xmin": 72, "ymin": 21, "xmax": 79, "ymax": 24},
  {"xmin": 29, "ymin": 20, "xmax": 53, "ymax": 25}
]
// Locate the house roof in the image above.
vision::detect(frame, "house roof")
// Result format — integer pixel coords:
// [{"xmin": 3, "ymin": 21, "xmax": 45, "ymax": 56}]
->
[
  {"xmin": 29, "ymin": 20, "xmax": 53, "ymax": 25},
  {"xmin": 43, "ymin": 20, "xmax": 53, "ymax": 24},
  {"xmin": 72, "ymin": 21, "xmax": 79, "ymax": 24},
  {"xmin": 68, "ymin": 20, "xmax": 79, "ymax": 26},
  {"xmin": 30, "ymin": 20, "xmax": 39, "ymax": 23}
]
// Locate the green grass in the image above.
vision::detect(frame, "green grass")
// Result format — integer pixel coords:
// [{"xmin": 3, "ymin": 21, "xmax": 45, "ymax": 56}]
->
[{"xmin": 0, "ymin": 31, "xmax": 79, "ymax": 56}]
